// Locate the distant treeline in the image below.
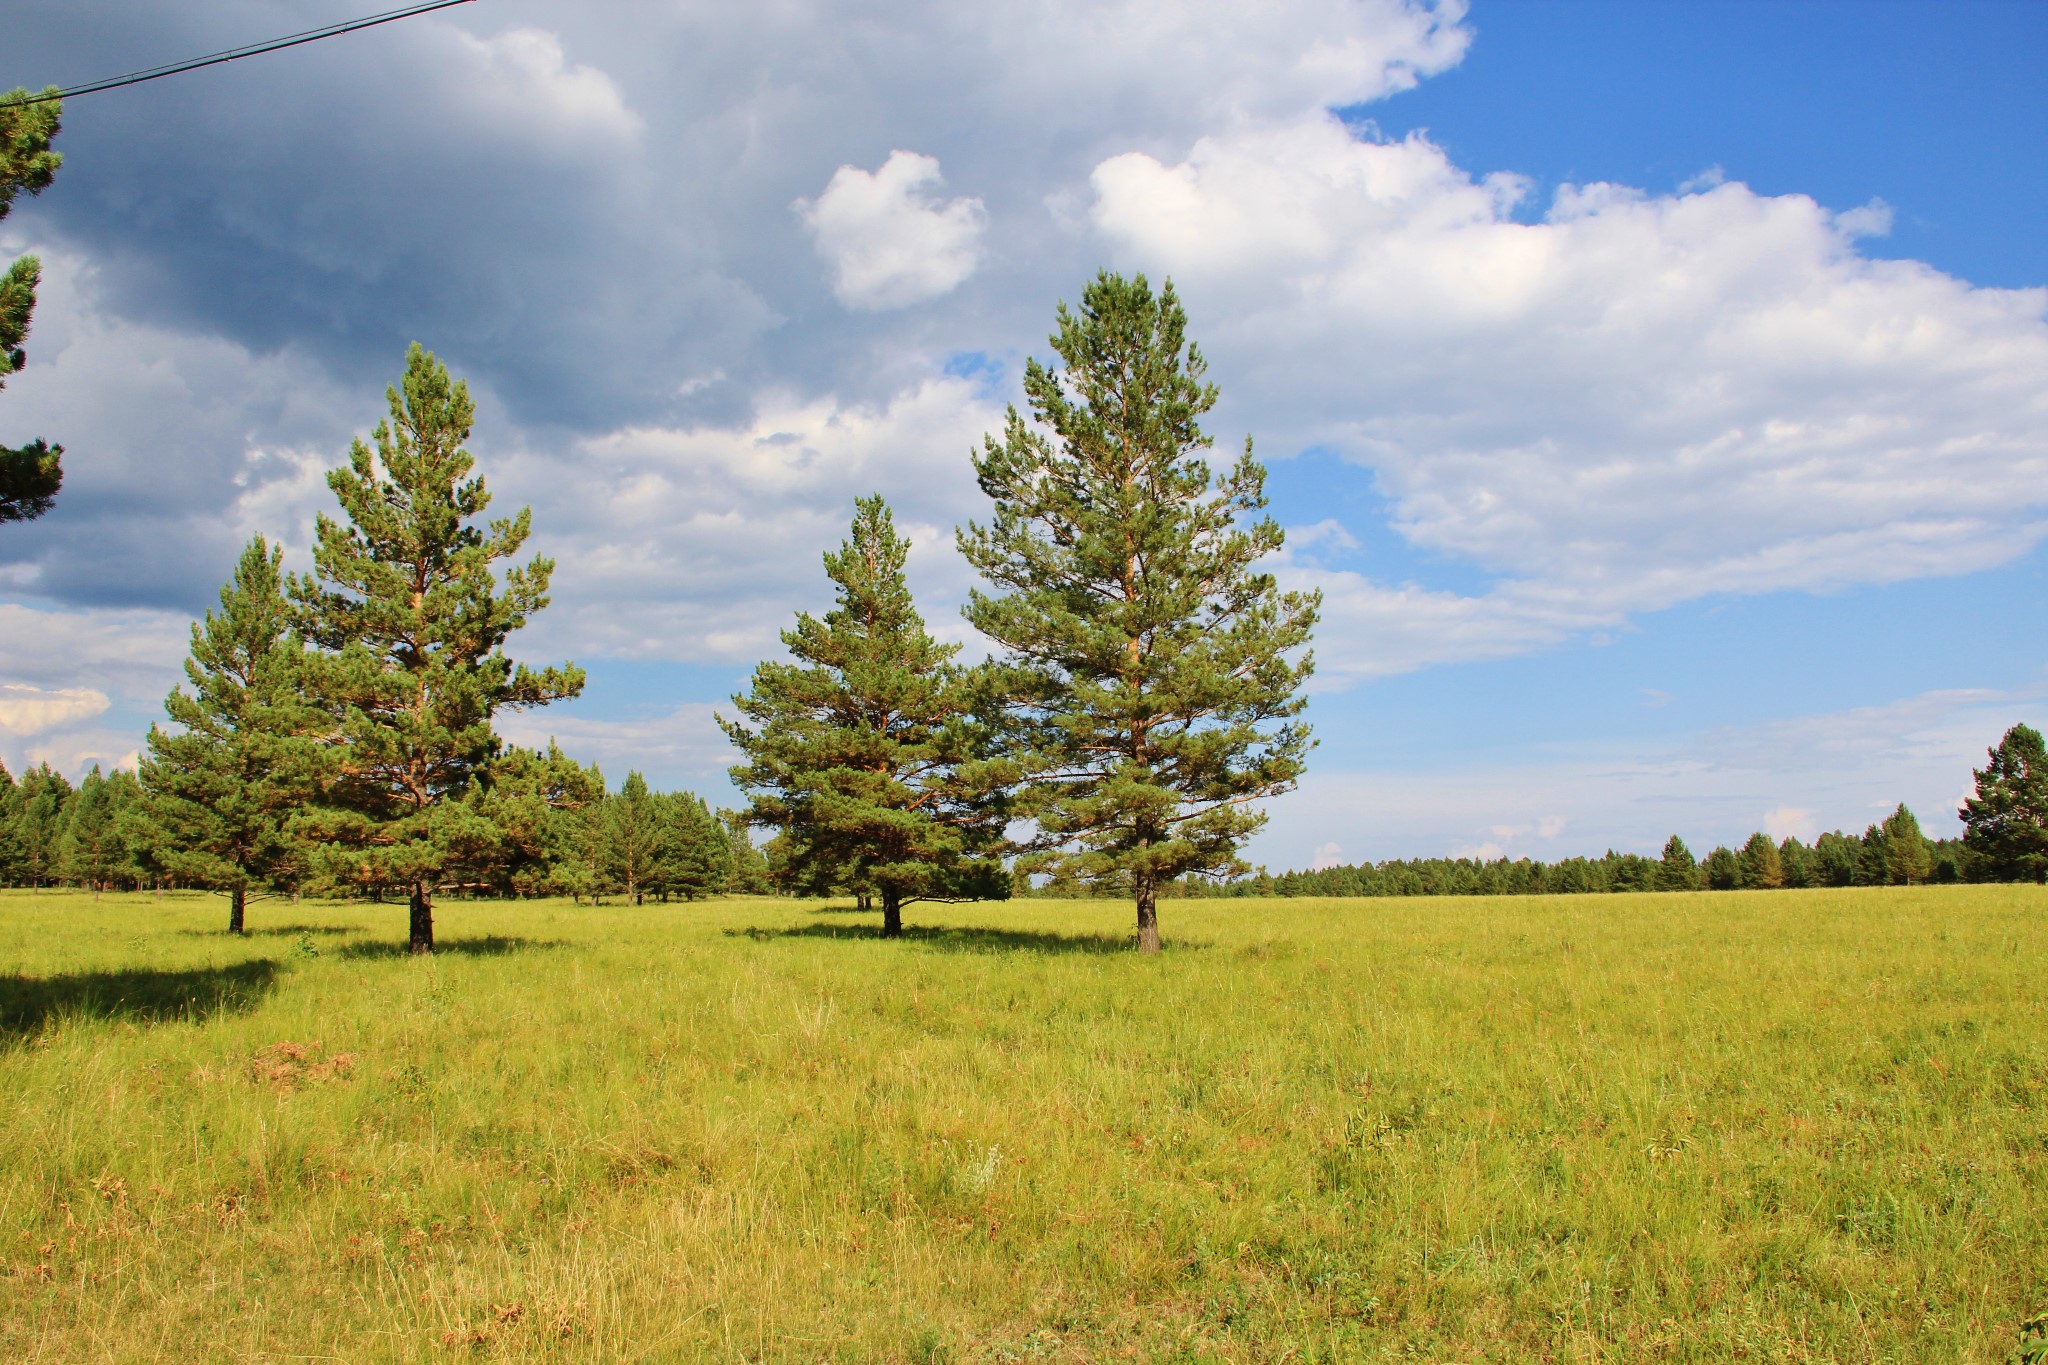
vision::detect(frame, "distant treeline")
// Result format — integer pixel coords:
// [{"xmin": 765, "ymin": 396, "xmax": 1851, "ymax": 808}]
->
[
  {"xmin": 1196, "ymin": 815, "xmax": 1971, "ymax": 899},
  {"xmin": 1025, "ymin": 789, "xmax": 2043, "ymax": 898},
  {"xmin": 2, "ymin": 765, "xmax": 2036, "ymax": 906}
]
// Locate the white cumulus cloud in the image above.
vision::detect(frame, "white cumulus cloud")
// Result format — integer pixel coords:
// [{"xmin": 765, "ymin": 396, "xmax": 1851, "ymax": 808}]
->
[
  {"xmin": 1090, "ymin": 114, "xmax": 2048, "ymax": 673},
  {"xmin": 0, "ymin": 684, "xmax": 110, "ymax": 737},
  {"xmin": 797, "ymin": 152, "xmax": 988, "ymax": 310},
  {"xmin": 511, "ymin": 376, "xmax": 1003, "ymax": 664}
]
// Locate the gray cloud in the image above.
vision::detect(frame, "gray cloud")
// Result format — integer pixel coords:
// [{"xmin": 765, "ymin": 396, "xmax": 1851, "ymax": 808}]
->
[{"xmin": 1, "ymin": 0, "xmax": 1468, "ymax": 617}]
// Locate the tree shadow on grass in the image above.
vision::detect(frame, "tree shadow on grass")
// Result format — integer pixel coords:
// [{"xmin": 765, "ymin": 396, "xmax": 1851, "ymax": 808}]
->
[
  {"xmin": 337, "ymin": 935, "xmax": 564, "ymax": 961},
  {"xmin": 727, "ymin": 922, "xmax": 1189, "ymax": 955},
  {"xmin": 177, "ymin": 923, "xmax": 359, "ymax": 940},
  {"xmin": 0, "ymin": 960, "xmax": 282, "ymax": 1040}
]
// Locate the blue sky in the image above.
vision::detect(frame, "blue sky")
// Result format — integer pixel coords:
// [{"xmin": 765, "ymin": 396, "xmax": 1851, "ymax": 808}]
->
[
  {"xmin": 1367, "ymin": 0, "xmax": 2048, "ymax": 288},
  {"xmin": 2, "ymin": 0, "xmax": 2044, "ymax": 872}
]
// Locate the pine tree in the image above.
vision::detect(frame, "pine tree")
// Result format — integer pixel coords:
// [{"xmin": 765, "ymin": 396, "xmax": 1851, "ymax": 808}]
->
[
  {"xmin": 1811, "ymin": 830, "xmax": 1860, "ymax": 887},
  {"xmin": 726, "ymin": 496, "xmax": 1010, "ymax": 936},
  {"xmin": 958, "ymin": 273, "xmax": 1318, "ymax": 952},
  {"xmin": 1702, "ymin": 845, "xmax": 1741, "ymax": 890},
  {"xmin": 1, "ymin": 89, "xmax": 65, "ymax": 525},
  {"xmin": 1736, "ymin": 831, "xmax": 1785, "ymax": 889},
  {"xmin": 1929, "ymin": 837, "xmax": 1966, "ymax": 884},
  {"xmin": 57, "ymin": 765, "xmax": 123, "ymax": 892},
  {"xmin": 113, "ymin": 771, "xmax": 169, "ymax": 891},
  {"xmin": 661, "ymin": 792, "xmax": 731, "ymax": 901},
  {"xmin": 292, "ymin": 344, "xmax": 583, "ymax": 951},
  {"xmin": 100, "ymin": 769, "xmax": 150, "ymax": 890},
  {"xmin": 0, "ymin": 760, "xmax": 21, "ymax": 883},
  {"xmin": 1960, "ymin": 723, "xmax": 2048, "ymax": 883},
  {"xmin": 1655, "ymin": 835, "xmax": 1698, "ymax": 891},
  {"xmin": 1879, "ymin": 803, "xmax": 1932, "ymax": 885},
  {"xmin": 1855, "ymin": 822, "xmax": 1889, "ymax": 886},
  {"xmin": 472, "ymin": 741, "xmax": 604, "ymax": 898},
  {"xmin": 140, "ymin": 536, "xmax": 314, "ymax": 931},
  {"xmin": 600, "ymin": 771, "xmax": 673, "ymax": 905},
  {"xmin": 1777, "ymin": 835, "xmax": 1812, "ymax": 889},
  {"xmin": 11, "ymin": 762, "xmax": 70, "ymax": 889}
]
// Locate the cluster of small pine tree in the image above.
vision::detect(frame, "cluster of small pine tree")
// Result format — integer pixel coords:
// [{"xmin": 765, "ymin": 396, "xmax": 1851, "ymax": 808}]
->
[
  {"xmin": 0, "ymin": 762, "xmax": 148, "ymax": 892},
  {"xmin": 0, "ymin": 756, "xmax": 763, "ymax": 902},
  {"xmin": 538, "ymin": 772, "xmax": 769, "ymax": 908}
]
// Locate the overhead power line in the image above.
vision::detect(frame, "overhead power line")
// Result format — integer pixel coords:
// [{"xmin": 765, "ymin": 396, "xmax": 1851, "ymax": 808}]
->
[{"xmin": 0, "ymin": 0, "xmax": 478, "ymax": 108}]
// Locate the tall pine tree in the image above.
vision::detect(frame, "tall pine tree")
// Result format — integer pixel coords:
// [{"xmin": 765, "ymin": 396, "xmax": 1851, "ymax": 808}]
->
[
  {"xmin": 1960, "ymin": 723, "xmax": 2048, "ymax": 883},
  {"xmin": 140, "ymin": 536, "xmax": 314, "ymax": 931},
  {"xmin": 958, "ymin": 273, "xmax": 1317, "ymax": 952},
  {"xmin": 293, "ymin": 344, "xmax": 582, "ymax": 952},
  {"xmin": 726, "ymin": 495, "xmax": 1009, "ymax": 937},
  {"xmin": 1, "ymin": 89, "xmax": 65, "ymax": 525}
]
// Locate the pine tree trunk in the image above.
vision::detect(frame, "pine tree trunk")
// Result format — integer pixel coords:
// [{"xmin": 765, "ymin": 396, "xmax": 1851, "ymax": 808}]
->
[
  {"xmin": 409, "ymin": 881, "xmax": 435, "ymax": 954},
  {"xmin": 881, "ymin": 889, "xmax": 903, "ymax": 939},
  {"xmin": 229, "ymin": 887, "xmax": 246, "ymax": 935},
  {"xmin": 1135, "ymin": 873, "xmax": 1161, "ymax": 955}
]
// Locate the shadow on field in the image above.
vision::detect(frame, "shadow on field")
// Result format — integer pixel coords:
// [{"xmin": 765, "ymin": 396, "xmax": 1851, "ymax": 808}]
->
[
  {"xmin": 729, "ymin": 922, "xmax": 1157, "ymax": 955},
  {"xmin": 178, "ymin": 923, "xmax": 358, "ymax": 940},
  {"xmin": 337, "ymin": 935, "xmax": 562, "ymax": 960},
  {"xmin": 0, "ymin": 960, "xmax": 282, "ymax": 1039}
]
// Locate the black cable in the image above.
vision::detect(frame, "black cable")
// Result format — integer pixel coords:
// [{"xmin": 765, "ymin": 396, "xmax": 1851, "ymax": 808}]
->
[{"xmin": 0, "ymin": 0, "xmax": 478, "ymax": 108}]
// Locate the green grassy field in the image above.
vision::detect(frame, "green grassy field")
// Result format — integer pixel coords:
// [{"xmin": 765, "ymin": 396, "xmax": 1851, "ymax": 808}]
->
[{"xmin": 1, "ymin": 887, "xmax": 2043, "ymax": 1363}]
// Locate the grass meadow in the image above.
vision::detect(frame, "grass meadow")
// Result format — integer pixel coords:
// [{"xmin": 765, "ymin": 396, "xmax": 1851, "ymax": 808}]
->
[{"xmin": 1, "ymin": 886, "xmax": 2043, "ymax": 1363}]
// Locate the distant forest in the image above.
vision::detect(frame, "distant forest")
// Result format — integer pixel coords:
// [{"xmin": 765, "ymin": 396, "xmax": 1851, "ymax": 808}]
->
[{"xmin": 1163, "ymin": 812, "xmax": 1975, "ymax": 899}]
